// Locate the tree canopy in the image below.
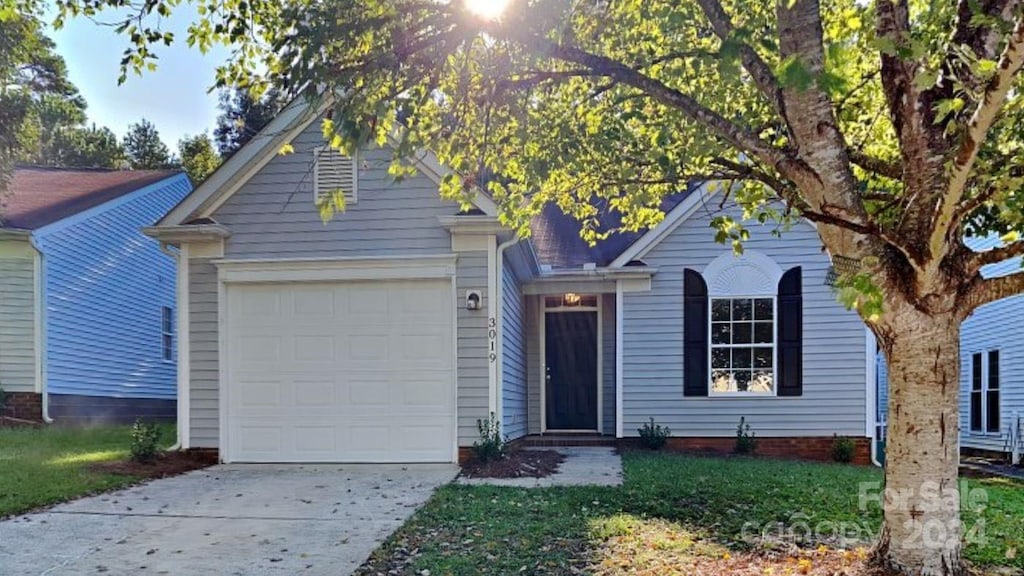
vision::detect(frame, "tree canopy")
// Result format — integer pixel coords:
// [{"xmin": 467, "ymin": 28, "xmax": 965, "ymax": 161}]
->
[
  {"xmin": 178, "ymin": 132, "xmax": 220, "ymax": 183},
  {"xmin": 214, "ymin": 87, "xmax": 284, "ymax": 156},
  {"xmin": 123, "ymin": 118, "xmax": 171, "ymax": 169}
]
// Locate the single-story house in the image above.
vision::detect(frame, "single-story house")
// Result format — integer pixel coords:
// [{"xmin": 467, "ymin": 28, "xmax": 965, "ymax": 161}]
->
[
  {"xmin": 0, "ymin": 167, "xmax": 192, "ymax": 424},
  {"xmin": 877, "ymin": 235, "xmax": 1024, "ymax": 463},
  {"xmin": 146, "ymin": 98, "xmax": 877, "ymax": 465}
]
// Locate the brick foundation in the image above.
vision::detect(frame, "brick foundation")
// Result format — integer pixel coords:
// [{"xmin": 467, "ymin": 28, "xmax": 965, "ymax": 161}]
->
[
  {"xmin": 658, "ymin": 436, "xmax": 873, "ymax": 465},
  {"xmin": 0, "ymin": 392, "xmax": 43, "ymax": 422}
]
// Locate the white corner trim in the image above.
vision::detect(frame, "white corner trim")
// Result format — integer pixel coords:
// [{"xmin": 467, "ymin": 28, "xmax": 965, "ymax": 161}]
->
[
  {"xmin": 702, "ymin": 249, "xmax": 784, "ymax": 297},
  {"xmin": 865, "ymin": 327, "xmax": 877, "ymax": 439},
  {"xmin": 32, "ymin": 242, "xmax": 43, "ymax": 395},
  {"xmin": 615, "ymin": 281, "xmax": 624, "ymax": 438},
  {"xmin": 178, "ymin": 243, "xmax": 191, "ymax": 449},
  {"xmin": 608, "ymin": 183, "xmax": 715, "ymax": 267},
  {"xmin": 214, "ymin": 255, "xmax": 458, "ymax": 284}
]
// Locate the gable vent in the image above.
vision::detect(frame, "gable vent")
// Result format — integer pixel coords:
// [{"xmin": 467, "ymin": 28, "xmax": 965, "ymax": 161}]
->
[{"xmin": 313, "ymin": 148, "xmax": 358, "ymax": 204}]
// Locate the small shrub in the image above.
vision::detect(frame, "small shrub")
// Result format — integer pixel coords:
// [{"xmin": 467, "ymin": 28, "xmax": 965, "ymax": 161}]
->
[
  {"xmin": 472, "ymin": 412, "xmax": 506, "ymax": 463},
  {"xmin": 831, "ymin": 434, "xmax": 856, "ymax": 463},
  {"xmin": 637, "ymin": 417, "xmax": 671, "ymax": 450},
  {"xmin": 734, "ymin": 416, "xmax": 758, "ymax": 454},
  {"xmin": 130, "ymin": 419, "xmax": 162, "ymax": 463}
]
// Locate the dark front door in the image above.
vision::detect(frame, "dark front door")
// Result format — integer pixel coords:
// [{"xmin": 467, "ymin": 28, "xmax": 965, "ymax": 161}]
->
[{"xmin": 545, "ymin": 311, "xmax": 598, "ymax": 430}]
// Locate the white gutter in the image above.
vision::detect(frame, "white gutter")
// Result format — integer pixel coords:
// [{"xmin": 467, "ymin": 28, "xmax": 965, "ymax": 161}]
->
[
  {"xmin": 492, "ymin": 235, "xmax": 521, "ymax": 427},
  {"xmin": 159, "ymin": 242, "xmax": 187, "ymax": 451},
  {"xmin": 28, "ymin": 236, "xmax": 53, "ymax": 424}
]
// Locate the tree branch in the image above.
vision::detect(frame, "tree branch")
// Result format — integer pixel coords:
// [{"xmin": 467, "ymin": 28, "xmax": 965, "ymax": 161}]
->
[
  {"xmin": 847, "ymin": 149, "xmax": 902, "ymax": 179},
  {"xmin": 961, "ymin": 270, "xmax": 1024, "ymax": 310},
  {"xmin": 931, "ymin": 16, "xmax": 1024, "ymax": 259},
  {"xmin": 969, "ymin": 239, "xmax": 1024, "ymax": 271},
  {"xmin": 951, "ymin": 0, "xmax": 1022, "ymax": 70},
  {"xmin": 694, "ymin": 0, "xmax": 786, "ymax": 117}
]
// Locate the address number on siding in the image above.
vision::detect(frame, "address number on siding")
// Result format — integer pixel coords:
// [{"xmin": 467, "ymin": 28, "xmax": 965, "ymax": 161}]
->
[{"xmin": 488, "ymin": 317, "xmax": 497, "ymax": 363}]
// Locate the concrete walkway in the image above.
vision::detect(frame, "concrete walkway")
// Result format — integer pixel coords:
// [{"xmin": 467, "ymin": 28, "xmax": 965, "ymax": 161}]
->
[
  {"xmin": 458, "ymin": 447, "xmax": 623, "ymax": 487},
  {"xmin": 0, "ymin": 463, "xmax": 457, "ymax": 576}
]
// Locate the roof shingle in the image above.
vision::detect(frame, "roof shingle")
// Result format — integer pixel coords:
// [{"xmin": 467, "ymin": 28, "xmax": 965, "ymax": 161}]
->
[{"xmin": 1, "ymin": 167, "xmax": 181, "ymax": 230}]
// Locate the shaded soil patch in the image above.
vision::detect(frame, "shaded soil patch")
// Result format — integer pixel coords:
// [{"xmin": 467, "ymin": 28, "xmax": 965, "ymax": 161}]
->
[
  {"xmin": 461, "ymin": 449, "xmax": 565, "ymax": 479},
  {"xmin": 88, "ymin": 450, "xmax": 217, "ymax": 480}
]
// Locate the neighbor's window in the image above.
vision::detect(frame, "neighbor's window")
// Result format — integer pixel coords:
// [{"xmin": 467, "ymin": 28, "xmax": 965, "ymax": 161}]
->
[
  {"xmin": 161, "ymin": 306, "xmax": 174, "ymax": 362},
  {"xmin": 970, "ymin": 350, "xmax": 1000, "ymax": 433},
  {"xmin": 710, "ymin": 297, "xmax": 775, "ymax": 394}
]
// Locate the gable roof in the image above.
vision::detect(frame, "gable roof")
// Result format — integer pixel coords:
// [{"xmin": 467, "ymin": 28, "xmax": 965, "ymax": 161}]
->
[
  {"xmin": 2, "ymin": 167, "xmax": 182, "ymax": 230},
  {"xmin": 530, "ymin": 187, "xmax": 698, "ymax": 269},
  {"xmin": 157, "ymin": 94, "xmax": 497, "ymax": 227}
]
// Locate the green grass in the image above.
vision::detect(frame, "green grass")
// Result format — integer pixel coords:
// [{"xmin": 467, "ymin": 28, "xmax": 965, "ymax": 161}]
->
[
  {"xmin": 0, "ymin": 424, "xmax": 175, "ymax": 517},
  {"xmin": 356, "ymin": 452, "xmax": 1024, "ymax": 575}
]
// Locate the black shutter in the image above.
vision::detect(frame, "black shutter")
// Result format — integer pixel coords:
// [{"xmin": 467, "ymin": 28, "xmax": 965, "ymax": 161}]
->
[
  {"xmin": 683, "ymin": 269, "xmax": 709, "ymax": 397},
  {"xmin": 777, "ymin": 266, "xmax": 803, "ymax": 397}
]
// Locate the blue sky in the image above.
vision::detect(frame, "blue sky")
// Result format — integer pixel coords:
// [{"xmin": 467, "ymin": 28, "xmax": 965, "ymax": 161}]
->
[{"xmin": 49, "ymin": 5, "xmax": 229, "ymax": 150}]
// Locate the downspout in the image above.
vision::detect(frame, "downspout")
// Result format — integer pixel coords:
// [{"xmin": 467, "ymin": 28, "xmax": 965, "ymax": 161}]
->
[
  {"xmin": 867, "ymin": 329, "xmax": 882, "ymax": 468},
  {"xmin": 28, "ymin": 236, "xmax": 53, "ymax": 424},
  {"xmin": 159, "ymin": 242, "xmax": 184, "ymax": 451},
  {"xmin": 493, "ymin": 235, "xmax": 521, "ymax": 430}
]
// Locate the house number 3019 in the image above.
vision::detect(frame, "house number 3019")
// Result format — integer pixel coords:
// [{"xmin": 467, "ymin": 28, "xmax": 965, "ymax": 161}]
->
[{"xmin": 488, "ymin": 317, "xmax": 497, "ymax": 363}]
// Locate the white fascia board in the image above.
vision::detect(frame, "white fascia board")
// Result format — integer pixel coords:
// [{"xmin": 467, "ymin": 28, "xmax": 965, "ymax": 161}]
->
[
  {"xmin": 142, "ymin": 224, "xmax": 232, "ymax": 244},
  {"xmin": 160, "ymin": 96, "xmax": 328, "ymax": 226},
  {"xmin": 608, "ymin": 183, "xmax": 716, "ymax": 268}
]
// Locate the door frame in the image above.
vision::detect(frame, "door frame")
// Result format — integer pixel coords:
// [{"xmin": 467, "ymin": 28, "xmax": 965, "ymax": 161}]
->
[{"xmin": 540, "ymin": 296, "xmax": 603, "ymax": 434}]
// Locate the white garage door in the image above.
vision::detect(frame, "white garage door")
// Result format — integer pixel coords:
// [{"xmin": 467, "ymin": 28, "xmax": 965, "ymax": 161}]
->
[{"xmin": 224, "ymin": 279, "xmax": 455, "ymax": 463}]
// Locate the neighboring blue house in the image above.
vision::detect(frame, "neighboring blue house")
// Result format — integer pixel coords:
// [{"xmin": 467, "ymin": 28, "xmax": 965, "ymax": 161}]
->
[
  {"xmin": 0, "ymin": 167, "xmax": 192, "ymax": 424},
  {"xmin": 877, "ymin": 235, "xmax": 1024, "ymax": 463}
]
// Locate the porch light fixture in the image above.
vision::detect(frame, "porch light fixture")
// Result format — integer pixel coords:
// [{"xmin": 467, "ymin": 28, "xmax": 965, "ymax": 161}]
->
[
  {"xmin": 562, "ymin": 293, "xmax": 582, "ymax": 307},
  {"xmin": 465, "ymin": 290, "xmax": 482, "ymax": 310}
]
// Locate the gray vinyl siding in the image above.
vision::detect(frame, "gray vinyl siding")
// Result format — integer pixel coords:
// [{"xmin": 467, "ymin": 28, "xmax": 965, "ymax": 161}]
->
[
  {"xmin": 212, "ymin": 122, "xmax": 460, "ymax": 259},
  {"xmin": 876, "ymin": 234, "xmax": 1024, "ymax": 454},
  {"xmin": 0, "ymin": 253, "xmax": 37, "ymax": 393},
  {"xmin": 876, "ymin": 349, "xmax": 888, "ymax": 425},
  {"xmin": 188, "ymin": 258, "xmax": 220, "ymax": 448},
  {"xmin": 526, "ymin": 296, "xmax": 542, "ymax": 435},
  {"xmin": 602, "ymin": 293, "xmax": 616, "ymax": 436},
  {"xmin": 458, "ymin": 251, "xmax": 490, "ymax": 445},
  {"xmin": 501, "ymin": 259, "xmax": 528, "ymax": 440},
  {"xmin": 622, "ymin": 203, "xmax": 868, "ymax": 438},
  {"xmin": 955, "ymin": 234, "xmax": 1024, "ymax": 453}
]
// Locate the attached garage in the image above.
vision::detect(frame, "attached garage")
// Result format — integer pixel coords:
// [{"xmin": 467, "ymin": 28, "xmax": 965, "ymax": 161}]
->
[{"xmin": 221, "ymin": 274, "xmax": 456, "ymax": 463}]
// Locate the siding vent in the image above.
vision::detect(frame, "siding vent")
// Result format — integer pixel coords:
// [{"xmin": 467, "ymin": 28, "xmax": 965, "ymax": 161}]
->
[{"xmin": 313, "ymin": 148, "xmax": 358, "ymax": 205}]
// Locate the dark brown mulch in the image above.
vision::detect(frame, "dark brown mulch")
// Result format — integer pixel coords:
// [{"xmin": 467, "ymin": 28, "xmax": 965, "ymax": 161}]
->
[
  {"xmin": 88, "ymin": 450, "xmax": 218, "ymax": 479},
  {"xmin": 461, "ymin": 449, "xmax": 565, "ymax": 479}
]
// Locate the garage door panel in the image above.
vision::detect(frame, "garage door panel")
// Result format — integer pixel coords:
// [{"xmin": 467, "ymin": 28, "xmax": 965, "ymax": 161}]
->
[{"xmin": 227, "ymin": 279, "xmax": 454, "ymax": 463}]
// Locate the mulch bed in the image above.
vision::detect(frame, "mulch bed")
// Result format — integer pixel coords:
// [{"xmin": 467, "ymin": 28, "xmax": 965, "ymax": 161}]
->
[
  {"xmin": 461, "ymin": 449, "xmax": 566, "ymax": 479},
  {"xmin": 88, "ymin": 450, "xmax": 218, "ymax": 480}
]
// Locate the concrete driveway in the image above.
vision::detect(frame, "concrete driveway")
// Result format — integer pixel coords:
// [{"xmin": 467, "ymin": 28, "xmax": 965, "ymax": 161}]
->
[{"xmin": 0, "ymin": 463, "xmax": 457, "ymax": 576}]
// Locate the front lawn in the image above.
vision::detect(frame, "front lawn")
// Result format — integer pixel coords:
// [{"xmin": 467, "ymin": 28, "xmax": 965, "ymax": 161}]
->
[
  {"xmin": 356, "ymin": 452, "xmax": 1024, "ymax": 575},
  {"xmin": 0, "ymin": 424, "xmax": 175, "ymax": 517}
]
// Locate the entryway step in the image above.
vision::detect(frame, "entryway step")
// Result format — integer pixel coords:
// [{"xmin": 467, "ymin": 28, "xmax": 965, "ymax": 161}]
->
[{"xmin": 520, "ymin": 435, "xmax": 617, "ymax": 448}]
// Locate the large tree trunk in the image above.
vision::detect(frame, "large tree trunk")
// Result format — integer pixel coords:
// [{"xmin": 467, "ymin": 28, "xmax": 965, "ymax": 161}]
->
[{"xmin": 874, "ymin": 307, "xmax": 965, "ymax": 576}]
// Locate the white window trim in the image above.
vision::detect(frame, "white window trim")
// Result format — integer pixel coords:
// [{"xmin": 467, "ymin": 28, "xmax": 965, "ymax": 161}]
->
[
  {"xmin": 707, "ymin": 295, "xmax": 778, "ymax": 397},
  {"xmin": 312, "ymin": 147, "xmax": 358, "ymax": 205},
  {"xmin": 969, "ymin": 350, "xmax": 1001, "ymax": 436}
]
